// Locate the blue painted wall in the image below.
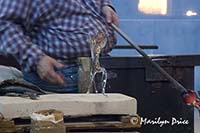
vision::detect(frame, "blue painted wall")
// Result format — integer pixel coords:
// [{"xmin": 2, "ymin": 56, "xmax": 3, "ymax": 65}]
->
[{"xmin": 110, "ymin": 0, "xmax": 200, "ymax": 56}]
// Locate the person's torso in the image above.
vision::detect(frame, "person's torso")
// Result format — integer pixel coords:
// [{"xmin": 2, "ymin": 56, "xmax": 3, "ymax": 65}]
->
[{"xmin": 27, "ymin": 0, "xmax": 114, "ymax": 59}]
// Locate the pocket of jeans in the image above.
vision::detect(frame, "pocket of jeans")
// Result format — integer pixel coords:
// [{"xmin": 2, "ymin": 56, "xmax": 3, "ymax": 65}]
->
[
  {"xmin": 23, "ymin": 72, "xmax": 44, "ymax": 84},
  {"xmin": 56, "ymin": 65, "xmax": 78, "ymax": 85},
  {"xmin": 64, "ymin": 73, "xmax": 78, "ymax": 87}
]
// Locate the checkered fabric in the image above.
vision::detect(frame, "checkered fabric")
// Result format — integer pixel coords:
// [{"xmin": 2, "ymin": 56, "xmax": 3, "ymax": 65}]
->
[{"xmin": 0, "ymin": 0, "xmax": 116, "ymax": 72}]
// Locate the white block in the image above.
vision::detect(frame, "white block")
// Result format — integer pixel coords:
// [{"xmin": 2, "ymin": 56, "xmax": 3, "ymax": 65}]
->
[{"xmin": 0, "ymin": 93, "xmax": 137, "ymax": 119}]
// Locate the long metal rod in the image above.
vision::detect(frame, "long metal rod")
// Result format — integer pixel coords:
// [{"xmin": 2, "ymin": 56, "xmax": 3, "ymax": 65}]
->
[
  {"xmin": 111, "ymin": 23, "xmax": 187, "ymax": 93},
  {"xmin": 114, "ymin": 45, "xmax": 159, "ymax": 49}
]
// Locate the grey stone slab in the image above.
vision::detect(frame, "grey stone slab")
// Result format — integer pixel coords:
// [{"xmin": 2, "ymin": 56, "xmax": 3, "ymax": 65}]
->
[{"xmin": 0, "ymin": 93, "xmax": 137, "ymax": 119}]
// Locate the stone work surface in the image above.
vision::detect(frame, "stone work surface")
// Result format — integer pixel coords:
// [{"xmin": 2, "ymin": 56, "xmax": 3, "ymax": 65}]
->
[{"xmin": 0, "ymin": 93, "xmax": 137, "ymax": 119}]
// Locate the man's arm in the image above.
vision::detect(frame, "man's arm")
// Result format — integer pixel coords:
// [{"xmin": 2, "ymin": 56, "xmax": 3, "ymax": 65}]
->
[
  {"xmin": 0, "ymin": 0, "xmax": 64, "ymax": 85},
  {"xmin": 0, "ymin": 0, "xmax": 44, "ymax": 72}
]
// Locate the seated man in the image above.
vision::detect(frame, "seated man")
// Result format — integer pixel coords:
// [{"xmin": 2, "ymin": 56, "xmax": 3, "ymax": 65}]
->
[{"xmin": 0, "ymin": 0, "xmax": 118, "ymax": 93}]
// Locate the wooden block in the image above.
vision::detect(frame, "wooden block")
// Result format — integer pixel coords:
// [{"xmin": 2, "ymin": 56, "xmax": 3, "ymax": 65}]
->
[
  {"xmin": 0, "ymin": 93, "xmax": 137, "ymax": 119},
  {"xmin": 0, "ymin": 120, "xmax": 16, "ymax": 133}
]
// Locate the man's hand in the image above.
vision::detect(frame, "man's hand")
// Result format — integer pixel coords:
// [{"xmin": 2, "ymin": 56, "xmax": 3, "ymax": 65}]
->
[
  {"xmin": 102, "ymin": 6, "xmax": 119, "ymax": 26},
  {"xmin": 36, "ymin": 55, "xmax": 65, "ymax": 85}
]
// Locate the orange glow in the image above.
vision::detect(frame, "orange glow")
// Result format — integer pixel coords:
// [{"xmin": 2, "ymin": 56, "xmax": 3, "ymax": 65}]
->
[{"xmin": 138, "ymin": 0, "xmax": 167, "ymax": 15}]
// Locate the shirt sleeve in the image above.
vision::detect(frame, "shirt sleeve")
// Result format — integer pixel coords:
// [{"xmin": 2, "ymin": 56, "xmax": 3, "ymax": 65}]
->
[
  {"xmin": 101, "ymin": 0, "xmax": 112, "ymax": 7},
  {"xmin": 0, "ymin": 0, "xmax": 45, "ymax": 72}
]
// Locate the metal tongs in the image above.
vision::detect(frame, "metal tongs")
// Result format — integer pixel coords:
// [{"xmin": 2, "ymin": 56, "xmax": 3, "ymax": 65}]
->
[{"xmin": 111, "ymin": 23, "xmax": 200, "ymax": 113}]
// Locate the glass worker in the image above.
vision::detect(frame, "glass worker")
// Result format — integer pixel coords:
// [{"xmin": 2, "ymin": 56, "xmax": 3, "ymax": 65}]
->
[{"xmin": 0, "ymin": 0, "xmax": 118, "ymax": 93}]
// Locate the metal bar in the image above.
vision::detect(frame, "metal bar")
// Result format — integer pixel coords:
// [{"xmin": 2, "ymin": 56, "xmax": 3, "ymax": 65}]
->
[
  {"xmin": 114, "ymin": 45, "xmax": 159, "ymax": 49},
  {"xmin": 111, "ymin": 23, "xmax": 187, "ymax": 93}
]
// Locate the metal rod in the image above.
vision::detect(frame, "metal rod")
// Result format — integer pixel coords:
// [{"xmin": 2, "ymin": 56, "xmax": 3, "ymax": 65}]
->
[
  {"xmin": 114, "ymin": 45, "xmax": 159, "ymax": 49},
  {"xmin": 111, "ymin": 23, "xmax": 187, "ymax": 93}
]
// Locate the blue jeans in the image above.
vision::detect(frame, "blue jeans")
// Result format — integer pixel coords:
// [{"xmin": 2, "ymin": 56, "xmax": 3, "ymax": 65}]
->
[{"xmin": 23, "ymin": 64, "xmax": 79, "ymax": 93}]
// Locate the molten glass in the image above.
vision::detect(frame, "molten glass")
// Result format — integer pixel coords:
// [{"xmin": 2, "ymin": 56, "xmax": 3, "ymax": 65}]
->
[
  {"xmin": 88, "ymin": 32, "xmax": 108, "ymax": 95},
  {"xmin": 182, "ymin": 90, "xmax": 200, "ymax": 111}
]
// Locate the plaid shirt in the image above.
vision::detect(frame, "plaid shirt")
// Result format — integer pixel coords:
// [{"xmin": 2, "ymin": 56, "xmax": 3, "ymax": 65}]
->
[{"xmin": 0, "ymin": 0, "xmax": 116, "ymax": 72}]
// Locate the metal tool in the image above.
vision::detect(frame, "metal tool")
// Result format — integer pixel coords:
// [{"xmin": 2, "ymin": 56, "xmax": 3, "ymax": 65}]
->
[{"xmin": 111, "ymin": 23, "xmax": 200, "ymax": 111}]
